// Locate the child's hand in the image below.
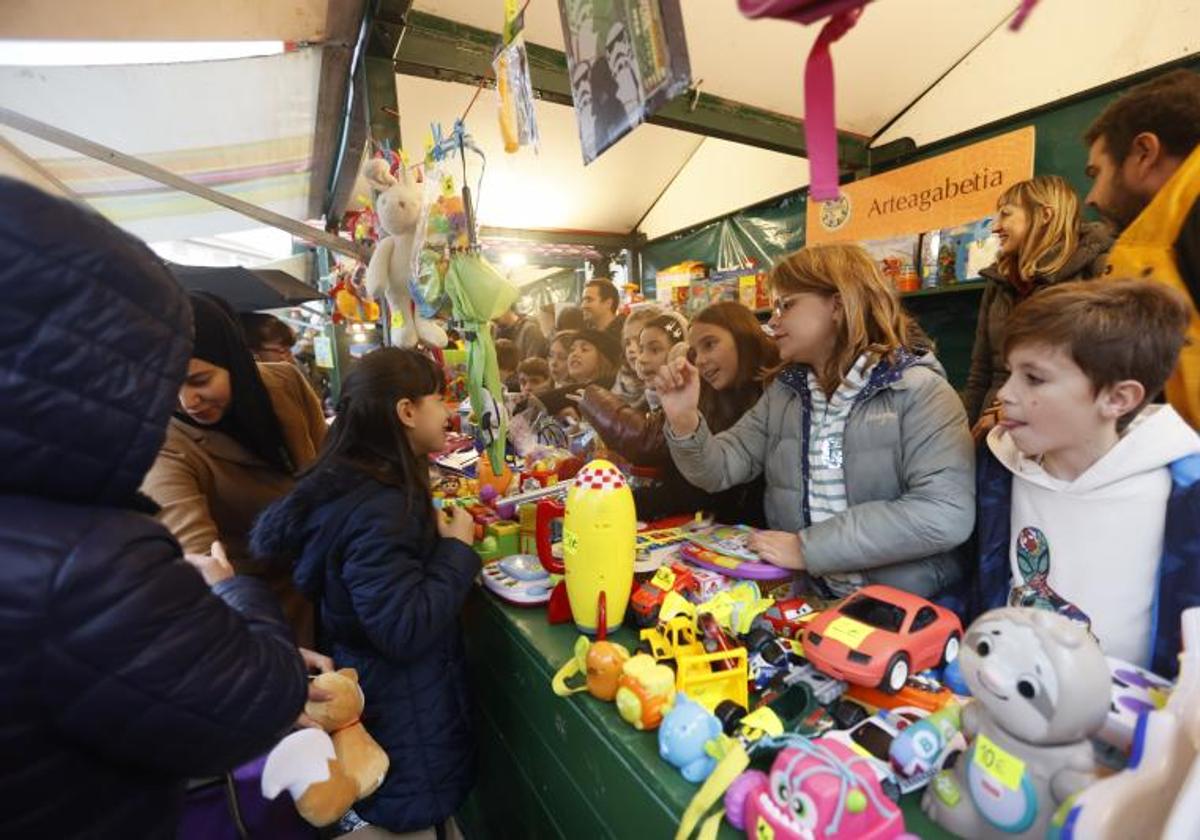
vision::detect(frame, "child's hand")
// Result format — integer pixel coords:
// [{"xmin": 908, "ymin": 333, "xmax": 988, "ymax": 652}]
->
[
  {"xmin": 653, "ymin": 357, "xmax": 701, "ymax": 436},
  {"xmin": 438, "ymin": 503, "xmax": 476, "ymax": 546},
  {"xmin": 748, "ymin": 530, "xmax": 805, "ymax": 570},
  {"xmin": 183, "ymin": 540, "xmax": 234, "ymax": 586},
  {"xmin": 295, "ymin": 647, "xmax": 335, "ymax": 730}
]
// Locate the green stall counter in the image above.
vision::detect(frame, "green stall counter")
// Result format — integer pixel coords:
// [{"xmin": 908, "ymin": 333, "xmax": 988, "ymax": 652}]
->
[{"xmin": 459, "ymin": 590, "xmax": 956, "ymax": 839}]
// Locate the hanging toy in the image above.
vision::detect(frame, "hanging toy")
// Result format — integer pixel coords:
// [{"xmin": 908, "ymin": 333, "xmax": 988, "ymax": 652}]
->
[
  {"xmin": 412, "ymin": 121, "xmax": 518, "ymax": 474},
  {"xmin": 494, "ymin": 0, "xmax": 540, "ymax": 154},
  {"xmin": 329, "ymin": 263, "xmax": 380, "ymax": 325},
  {"xmin": 362, "ymin": 155, "xmax": 447, "ymax": 348}
]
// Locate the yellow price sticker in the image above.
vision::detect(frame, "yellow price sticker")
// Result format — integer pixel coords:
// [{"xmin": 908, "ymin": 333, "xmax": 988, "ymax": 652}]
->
[
  {"xmin": 651, "ymin": 566, "xmax": 676, "ymax": 591},
  {"xmin": 973, "ymin": 733, "xmax": 1026, "ymax": 791},
  {"xmin": 562, "ymin": 528, "xmax": 579, "ymax": 556},
  {"xmin": 823, "ymin": 616, "xmax": 876, "ymax": 650},
  {"xmin": 785, "ymin": 638, "xmax": 806, "ymax": 657}
]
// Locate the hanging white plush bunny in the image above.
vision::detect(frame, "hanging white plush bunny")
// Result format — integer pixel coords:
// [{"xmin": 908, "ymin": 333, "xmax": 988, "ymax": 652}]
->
[{"xmin": 362, "ymin": 158, "xmax": 447, "ymax": 348}]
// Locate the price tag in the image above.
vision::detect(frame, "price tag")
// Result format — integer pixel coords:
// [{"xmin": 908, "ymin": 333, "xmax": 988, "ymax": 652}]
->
[
  {"xmin": 562, "ymin": 528, "xmax": 579, "ymax": 556},
  {"xmin": 823, "ymin": 616, "xmax": 875, "ymax": 650},
  {"xmin": 973, "ymin": 733, "xmax": 1026, "ymax": 791},
  {"xmin": 650, "ymin": 566, "xmax": 676, "ymax": 591}
]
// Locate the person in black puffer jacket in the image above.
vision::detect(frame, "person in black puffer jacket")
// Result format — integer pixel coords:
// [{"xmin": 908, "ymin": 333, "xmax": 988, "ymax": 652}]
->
[
  {"xmin": 0, "ymin": 178, "xmax": 308, "ymax": 838},
  {"xmin": 252, "ymin": 347, "xmax": 480, "ymax": 835}
]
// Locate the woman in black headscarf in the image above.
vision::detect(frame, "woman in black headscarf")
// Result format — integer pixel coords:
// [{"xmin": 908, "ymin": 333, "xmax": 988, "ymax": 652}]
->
[{"xmin": 142, "ymin": 293, "xmax": 328, "ymax": 644}]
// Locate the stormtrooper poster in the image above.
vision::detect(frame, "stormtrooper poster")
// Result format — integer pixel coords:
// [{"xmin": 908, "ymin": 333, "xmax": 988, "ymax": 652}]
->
[{"xmin": 557, "ymin": 0, "xmax": 691, "ymax": 164}]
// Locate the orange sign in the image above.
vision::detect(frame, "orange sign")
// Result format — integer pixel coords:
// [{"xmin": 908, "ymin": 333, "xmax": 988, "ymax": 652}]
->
[{"xmin": 806, "ymin": 126, "xmax": 1036, "ymax": 244}]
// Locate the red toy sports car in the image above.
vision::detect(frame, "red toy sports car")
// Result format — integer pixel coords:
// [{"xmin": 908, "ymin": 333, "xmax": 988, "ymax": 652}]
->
[{"xmin": 802, "ymin": 585, "xmax": 962, "ymax": 693}]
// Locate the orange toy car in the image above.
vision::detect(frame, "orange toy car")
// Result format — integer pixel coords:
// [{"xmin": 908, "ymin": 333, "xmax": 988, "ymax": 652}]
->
[
  {"xmin": 845, "ymin": 672, "xmax": 957, "ymax": 713},
  {"xmin": 802, "ymin": 585, "xmax": 962, "ymax": 693}
]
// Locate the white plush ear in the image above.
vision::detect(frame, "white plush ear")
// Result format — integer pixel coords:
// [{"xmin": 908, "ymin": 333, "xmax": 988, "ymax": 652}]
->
[
  {"xmin": 363, "ymin": 158, "xmax": 397, "ymax": 192},
  {"xmin": 261, "ymin": 729, "xmax": 338, "ymax": 800}
]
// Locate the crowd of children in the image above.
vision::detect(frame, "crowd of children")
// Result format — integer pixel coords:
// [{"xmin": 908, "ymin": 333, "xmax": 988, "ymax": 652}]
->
[{"xmin": 1, "ymin": 66, "xmax": 1199, "ymax": 840}]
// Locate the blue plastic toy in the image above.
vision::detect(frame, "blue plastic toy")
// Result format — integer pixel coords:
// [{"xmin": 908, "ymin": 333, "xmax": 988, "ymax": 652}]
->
[
  {"xmin": 940, "ymin": 658, "xmax": 971, "ymax": 696},
  {"xmin": 658, "ymin": 693, "xmax": 723, "ymax": 783}
]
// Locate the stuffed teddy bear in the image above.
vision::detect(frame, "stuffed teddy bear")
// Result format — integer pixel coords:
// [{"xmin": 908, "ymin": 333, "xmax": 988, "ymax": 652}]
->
[
  {"xmin": 362, "ymin": 158, "xmax": 447, "ymax": 348},
  {"xmin": 261, "ymin": 668, "xmax": 390, "ymax": 827}
]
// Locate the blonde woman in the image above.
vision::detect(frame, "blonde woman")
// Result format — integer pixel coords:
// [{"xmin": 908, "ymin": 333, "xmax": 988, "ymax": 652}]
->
[
  {"xmin": 964, "ymin": 175, "xmax": 1114, "ymax": 436},
  {"xmin": 655, "ymin": 244, "xmax": 974, "ymax": 602}
]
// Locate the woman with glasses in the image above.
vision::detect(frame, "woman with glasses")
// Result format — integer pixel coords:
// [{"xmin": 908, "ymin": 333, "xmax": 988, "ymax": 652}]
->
[{"xmin": 655, "ymin": 244, "xmax": 974, "ymax": 604}]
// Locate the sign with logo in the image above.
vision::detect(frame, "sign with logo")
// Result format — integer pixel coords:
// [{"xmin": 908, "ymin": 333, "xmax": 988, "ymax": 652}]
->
[{"xmin": 806, "ymin": 126, "xmax": 1035, "ymax": 244}]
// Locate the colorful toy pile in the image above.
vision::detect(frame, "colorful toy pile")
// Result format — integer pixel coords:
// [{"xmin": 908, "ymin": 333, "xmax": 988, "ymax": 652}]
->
[{"xmin": 457, "ymin": 451, "xmax": 1198, "ymax": 838}]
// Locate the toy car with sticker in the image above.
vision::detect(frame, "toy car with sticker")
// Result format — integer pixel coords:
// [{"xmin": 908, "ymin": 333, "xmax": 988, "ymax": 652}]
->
[
  {"xmin": 803, "ymin": 585, "xmax": 962, "ymax": 693},
  {"xmin": 629, "ymin": 564, "xmax": 700, "ymax": 628}
]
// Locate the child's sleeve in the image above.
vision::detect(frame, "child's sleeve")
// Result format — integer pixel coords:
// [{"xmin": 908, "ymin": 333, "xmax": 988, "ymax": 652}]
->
[
  {"xmin": 577, "ymin": 385, "xmax": 669, "ymax": 466},
  {"xmin": 961, "ymin": 279, "xmax": 998, "ymax": 425},
  {"xmin": 340, "ymin": 495, "xmax": 479, "ymax": 662},
  {"xmin": 801, "ymin": 372, "xmax": 976, "ymax": 575},
  {"xmin": 664, "ymin": 388, "xmax": 772, "ymax": 492}
]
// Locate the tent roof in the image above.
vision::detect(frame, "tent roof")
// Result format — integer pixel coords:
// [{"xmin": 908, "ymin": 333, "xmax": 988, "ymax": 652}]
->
[{"xmin": 1, "ymin": 0, "xmax": 1196, "ymax": 248}]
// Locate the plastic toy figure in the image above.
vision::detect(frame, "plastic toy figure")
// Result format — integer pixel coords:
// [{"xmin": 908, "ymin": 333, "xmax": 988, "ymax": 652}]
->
[
  {"xmin": 920, "ymin": 608, "xmax": 1110, "ymax": 839},
  {"xmin": 724, "ymin": 738, "xmax": 909, "ymax": 839},
  {"xmin": 803, "ymin": 585, "xmax": 962, "ymax": 693},
  {"xmin": 658, "ymin": 693, "xmax": 724, "ymax": 783},
  {"xmin": 615, "ymin": 654, "xmax": 676, "ymax": 731}
]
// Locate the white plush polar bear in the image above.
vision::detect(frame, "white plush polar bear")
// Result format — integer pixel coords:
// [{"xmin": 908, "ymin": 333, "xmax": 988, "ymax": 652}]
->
[{"xmin": 362, "ymin": 158, "xmax": 447, "ymax": 348}]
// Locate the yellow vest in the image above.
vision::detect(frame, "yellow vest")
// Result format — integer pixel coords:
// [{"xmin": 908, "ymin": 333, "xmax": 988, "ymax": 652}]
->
[{"xmin": 1104, "ymin": 145, "xmax": 1200, "ymax": 428}]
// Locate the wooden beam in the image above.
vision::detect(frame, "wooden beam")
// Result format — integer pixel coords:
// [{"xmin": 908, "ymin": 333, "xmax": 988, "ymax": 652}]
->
[
  {"xmin": 0, "ymin": 132, "xmax": 83, "ymax": 201},
  {"xmin": 0, "ymin": 107, "xmax": 367, "ymax": 261},
  {"xmin": 391, "ymin": 11, "xmax": 869, "ymax": 168},
  {"xmin": 308, "ymin": 0, "xmax": 369, "ymax": 220},
  {"xmin": 481, "ymin": 225, "xmax": 642, "ymax": 252}
]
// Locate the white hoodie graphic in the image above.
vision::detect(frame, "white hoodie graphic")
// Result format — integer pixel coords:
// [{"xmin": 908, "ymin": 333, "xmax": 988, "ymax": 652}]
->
[{"xmin": 987, "ymin": 405, "xmax": 1200, "ymax": 665}]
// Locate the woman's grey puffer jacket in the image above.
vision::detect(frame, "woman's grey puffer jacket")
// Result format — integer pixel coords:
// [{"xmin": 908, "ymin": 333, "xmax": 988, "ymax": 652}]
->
[{"xmin": 665, "ymin": 349, "xmax": 975, "ymax": 599}]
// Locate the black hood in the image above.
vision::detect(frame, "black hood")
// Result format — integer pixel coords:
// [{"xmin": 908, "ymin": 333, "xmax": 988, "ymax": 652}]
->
[{"xmin": 0, "ymin": 178, "xmax": 192, "ymax": 505}]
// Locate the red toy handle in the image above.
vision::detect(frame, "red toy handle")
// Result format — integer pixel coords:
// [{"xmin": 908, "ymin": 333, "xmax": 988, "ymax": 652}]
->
[
  {"xmin": 535, "ymin": 498, "xmax": 565, "ymax": 575},
  {"xmin": 596, "ymin": 592, "xmax": 607, "ymax": 641}
]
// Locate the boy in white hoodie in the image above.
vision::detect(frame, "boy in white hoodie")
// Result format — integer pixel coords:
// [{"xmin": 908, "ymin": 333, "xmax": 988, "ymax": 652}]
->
[{"xmin": 974, "ymin": 279, "xmax": 1200, "ymax": 676}]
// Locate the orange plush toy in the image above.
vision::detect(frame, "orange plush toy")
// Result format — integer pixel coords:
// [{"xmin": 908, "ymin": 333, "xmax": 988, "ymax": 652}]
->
[{"xmin": 261, "ymin": 669, "xmax": 390, "ymax": 827}]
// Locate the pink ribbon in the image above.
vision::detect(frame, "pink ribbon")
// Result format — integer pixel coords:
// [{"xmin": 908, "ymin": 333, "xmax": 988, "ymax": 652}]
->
[
  {"xmin": 737, "ymin": 0, "xmax": 865, "ymax": 202},
  {"xmin": 1009, "ymin": 0, "xmax": 1039, "ymax": 31}
]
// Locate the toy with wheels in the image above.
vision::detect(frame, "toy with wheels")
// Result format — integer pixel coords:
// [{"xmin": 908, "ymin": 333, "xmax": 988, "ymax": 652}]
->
[
  {"xmin": 724, "ymin": 737, "xmax": 910, "ymax": 839},
  {"xmin": 802, "ymin": 585, "xmax": 962, "ymax": 693}
]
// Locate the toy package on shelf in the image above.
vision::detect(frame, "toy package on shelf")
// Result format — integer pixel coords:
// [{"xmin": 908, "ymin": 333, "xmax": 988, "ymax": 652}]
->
[
  {"xmin": 918, "ymin": 216, "xmax": 1000, "ymax": 288},
  {"xmin": 861, "ymin": 234, "xmax": 922, "ymax": 293}
]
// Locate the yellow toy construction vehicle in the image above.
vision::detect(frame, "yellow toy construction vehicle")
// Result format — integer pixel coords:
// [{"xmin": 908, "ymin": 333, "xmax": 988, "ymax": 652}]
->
[{"xmin": 640, "ymin": 614, "xmax": 705, "ymax": 662}]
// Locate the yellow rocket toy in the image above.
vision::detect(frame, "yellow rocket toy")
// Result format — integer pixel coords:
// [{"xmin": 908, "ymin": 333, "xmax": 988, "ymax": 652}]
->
[{"xmin": 535, "ymin": 459, "xmax": 636, "ymax": 636}]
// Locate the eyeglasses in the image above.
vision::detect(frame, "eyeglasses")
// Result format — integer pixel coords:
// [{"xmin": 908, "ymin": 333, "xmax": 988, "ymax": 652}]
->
[{"xmin": 772, "ymin": 295, "xmax": 801, "ymax": 318}]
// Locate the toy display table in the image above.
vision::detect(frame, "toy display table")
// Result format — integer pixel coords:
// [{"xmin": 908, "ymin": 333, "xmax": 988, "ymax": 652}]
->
[{"xmin": 458, "ymin": 589, "xmax": 955, "ymax": 839}]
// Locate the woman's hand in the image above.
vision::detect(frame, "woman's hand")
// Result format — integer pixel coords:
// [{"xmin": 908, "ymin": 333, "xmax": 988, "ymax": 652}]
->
[
  {"xmin": 653, "ymin": 357, "xmax": 702, "ymax": 437},
  {"xmin": 438, "ymin": 503, "xmax": 476, "ymax": 546},
  {"xmin": 296, "ymin": 647, "xmax": 335, "ymax": 729},
  {"xmin": 971, "ymin": 403, "xmax": 1003, "ymax": 444},
  {"xmin": 747, "ymin": 530, "xmax": 805, "ymax": 571},
  {"xmin": 183, "ymin": 540, "xmax": 234, "ymax": 586}
]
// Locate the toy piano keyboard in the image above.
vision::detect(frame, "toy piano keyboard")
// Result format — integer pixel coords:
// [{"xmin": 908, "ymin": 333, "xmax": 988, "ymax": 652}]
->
[
  {"xmin": 680, "ymin": 524, "xmax": 791, "ymax": 582},
  {"xmin": 481, "ymin": 554, "xmax": 553, "ymax": 606}
]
